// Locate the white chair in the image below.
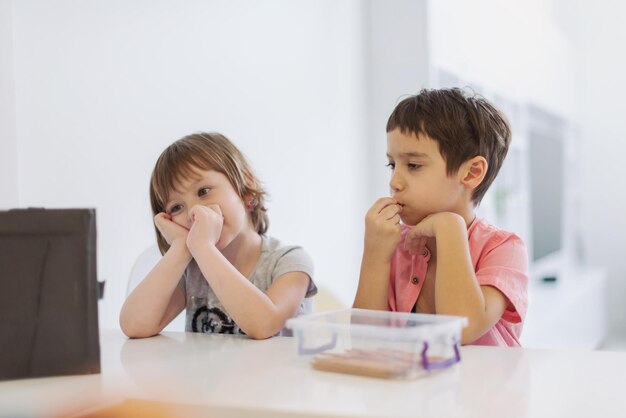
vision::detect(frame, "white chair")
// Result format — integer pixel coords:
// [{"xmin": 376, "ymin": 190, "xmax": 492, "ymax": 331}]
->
[
  {"xmin": 126, "ymin": 245, "xmax": 186, "ymax": 332},
  {"xmin": 313, "ymin": 286, "xmax": 346, "ymax": 312}
]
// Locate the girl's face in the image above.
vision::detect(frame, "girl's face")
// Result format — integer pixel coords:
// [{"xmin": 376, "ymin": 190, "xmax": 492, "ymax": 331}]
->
[{"xmin": 164, "ymin": 167, "xmax": 252, "ymax": 249}]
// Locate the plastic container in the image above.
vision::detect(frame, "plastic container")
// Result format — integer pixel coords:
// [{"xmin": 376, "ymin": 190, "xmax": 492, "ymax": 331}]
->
[{"xmin": 286, "ymin": 308, "xmax": 468, "ymax": 379}]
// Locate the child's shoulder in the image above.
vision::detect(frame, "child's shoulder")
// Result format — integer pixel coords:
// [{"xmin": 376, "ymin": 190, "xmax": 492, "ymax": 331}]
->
[
  {"xmin": 258, "ymin": 235, "xmax": 315, "ymax": 278},
  {"xmin": 468, "ymin": 218, "xmax": 525, "ymax": 250},
  {"xmin": 261, "ymin": 235, "xmax": 311, "ymax": 258}
]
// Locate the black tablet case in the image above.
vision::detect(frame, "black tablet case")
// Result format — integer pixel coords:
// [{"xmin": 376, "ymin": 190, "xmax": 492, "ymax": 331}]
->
[{"xmin": 0, "ymin": 208, "xmax": 100, "ymax": 380}]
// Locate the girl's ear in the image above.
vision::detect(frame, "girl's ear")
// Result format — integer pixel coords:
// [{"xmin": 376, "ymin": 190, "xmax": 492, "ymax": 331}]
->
[{"xmin": 460, "ymin": 156, "xmax": 488, "ymax": 190}]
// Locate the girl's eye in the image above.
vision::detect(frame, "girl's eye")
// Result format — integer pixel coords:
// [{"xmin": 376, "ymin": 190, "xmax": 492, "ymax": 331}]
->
[
  {"xmin": 198, "ymin": 188, "xmax": 210, "ymax": 197},
  {"xmin": 168, "ymin": 204, "xmax": 183, "ymax": 214},
  {"xmin": 386, "ymin": 162, "xmax": 395, "ymax": 170}
]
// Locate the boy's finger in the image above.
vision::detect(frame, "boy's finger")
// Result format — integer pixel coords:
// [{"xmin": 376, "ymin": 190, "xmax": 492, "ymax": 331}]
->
[
  {"xmin": 379, "ymin": 203, "xmax": 402, "ymax": 220},
  {"xmin": 370, "ymin": 197, "xmax": 398, "ymax": 215}
]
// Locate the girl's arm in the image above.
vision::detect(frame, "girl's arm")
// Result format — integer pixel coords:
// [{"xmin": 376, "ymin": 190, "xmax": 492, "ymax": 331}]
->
[
  {"xmin": 186, "ymin": 204, "xmax": 310, "ymax": 339},
  {"xmin": 406, "ymin": 213, "xmax": 507, "ymax": 344},
  {"xmin": 193, "ymin": 246, "xmax": 310, "ymax": 339},
  {"xmin": 119, "ymin": 215, "xmax": 192, "ymax": 338}
]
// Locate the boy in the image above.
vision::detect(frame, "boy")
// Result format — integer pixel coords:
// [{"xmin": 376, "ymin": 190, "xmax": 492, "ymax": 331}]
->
[{"xmin": 353, "ymin": 88, "xmax": 528, "ymax": 346}]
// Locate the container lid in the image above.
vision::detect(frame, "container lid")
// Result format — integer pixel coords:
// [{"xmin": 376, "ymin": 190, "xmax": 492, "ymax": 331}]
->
[{"xmin": 286, "ymin": 308, "xmax": 468, "ymax": 342}]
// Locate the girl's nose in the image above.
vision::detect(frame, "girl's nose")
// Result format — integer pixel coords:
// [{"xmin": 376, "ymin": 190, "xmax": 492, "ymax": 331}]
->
[{"xmin": 185, "ymin": 209, "xmax": 194, "ymax": 229}]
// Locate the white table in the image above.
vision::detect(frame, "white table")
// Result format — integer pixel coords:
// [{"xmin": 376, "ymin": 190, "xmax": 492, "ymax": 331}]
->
[{"xmin": 1, "ymin": 329, "xmax": 625, "ymax": 418}]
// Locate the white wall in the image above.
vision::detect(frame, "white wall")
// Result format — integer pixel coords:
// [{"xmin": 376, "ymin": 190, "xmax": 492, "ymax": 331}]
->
[
  {"xmin": 428, "ymin": 0, "xmax": 579, "ymax": 120},
  {"xmin": 0, "ymin": 0, "xmax": 18, "ymax": 207},
  {"xmin": 428, "ymin": 0, "xmax": 626, "ymax": 341},
  {"xmin": 428, "ymin": 0, "xmax": 582, "ymax": 263},
  {"xmin": 9, "ymin": 0, "xmax": 369, "ymax": 328},
  {"xmin": 6, "ymin": 0, "xmax": 624, "ymax": 339},
  {"xmin": 578, "ymin": 1, "xmax": 626, "ymax": 333},
  {"xmin": 366, "ymin": 0, "xmax": 430, "ymax": 199}
]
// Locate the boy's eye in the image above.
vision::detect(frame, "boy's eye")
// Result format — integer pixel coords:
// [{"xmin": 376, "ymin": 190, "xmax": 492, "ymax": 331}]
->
[
  {"xmin": 168, "ymin": 204, "xmax": 184, "ymax": 214},
  {"xmin": 408, "ymin": 163, "xmax": 422, "ymax": 170},
  {"xmin": 198, "ymin": 187, "xmax": 210, "ymax": 197},
  {"xmin": 386, "ymin": 162, "xmax": 395, "ymax": 170}
]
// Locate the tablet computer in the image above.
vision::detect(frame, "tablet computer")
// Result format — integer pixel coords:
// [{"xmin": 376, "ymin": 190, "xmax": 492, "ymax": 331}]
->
[{"xmin": 0, "ymin": 208, "xmax": 100, "ymax": 380}]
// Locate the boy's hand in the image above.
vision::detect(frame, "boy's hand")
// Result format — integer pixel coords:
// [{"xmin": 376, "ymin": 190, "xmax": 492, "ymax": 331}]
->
[
  {"xmin": 154, "ymin": 213, "xmax": 189, "ymax": 246},
  {"xmin": 186, "ymin": 204, "xmax": 224, "ymax": 254},
  {"xmin": 364, "ymin": 197, "xmax": 403, "ymax": 261},
  {"xmin": 404, "ymin": 212, "xmax": 465, "ymax": 254}
]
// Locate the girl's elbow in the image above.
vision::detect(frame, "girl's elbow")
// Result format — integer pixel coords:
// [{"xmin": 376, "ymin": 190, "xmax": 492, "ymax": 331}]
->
[
  {"xmin": 245, "ymin": 329, "xmax": 274, "ymax": 340},
  {"xmin": 123, "ymin": 328, "xmax": 160, "ymax": 339},
  {"xmin": 243, "ymin": 315, "xmax": 286, "ymax": 340},
  {"xmin": 244, "ymin": 322, "xmax": 281, "ymax": 340},
  {"xmin": 120, "ymin": 319, "xmax": 160, "ymax": 339}
]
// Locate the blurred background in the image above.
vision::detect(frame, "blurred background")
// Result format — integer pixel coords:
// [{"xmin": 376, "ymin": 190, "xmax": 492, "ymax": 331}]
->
[{"xmin": 1, "ymin": 0, "xmax": 624, "ymax": 350}]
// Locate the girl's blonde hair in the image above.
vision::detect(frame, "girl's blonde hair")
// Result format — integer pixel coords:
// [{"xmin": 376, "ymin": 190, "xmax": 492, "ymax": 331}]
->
[{"xmin": 149, "ymin": 132, "xmax": 269, "ymax": 255}]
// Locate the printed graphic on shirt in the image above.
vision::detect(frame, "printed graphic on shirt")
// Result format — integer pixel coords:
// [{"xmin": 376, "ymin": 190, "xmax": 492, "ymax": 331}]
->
[{"xmin": 190, "ymin": 306, "xmax": 246, "ymax": 335}]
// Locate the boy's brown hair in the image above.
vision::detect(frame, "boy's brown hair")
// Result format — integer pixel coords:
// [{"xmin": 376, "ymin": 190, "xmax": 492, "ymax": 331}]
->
[
  {"xmin": 149, "ymin": 132, "xmax": 268, "ymax": 255},
  {"xmin": 386, "ymin": 88, "xmax": 511, "ymax": 205}
]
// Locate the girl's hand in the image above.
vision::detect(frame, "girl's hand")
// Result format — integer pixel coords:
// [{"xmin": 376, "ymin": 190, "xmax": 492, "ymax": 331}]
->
[
  {"xmin": 364, "ymin": 197, "xmax": 403, "ymax": 261},
  {"xmin": 154, "ymin": 212, "xmax": 189, "ymax": 246},
  {"xmin": 186, "ymin": 204, "xmax": 223, "ymax": 254}
]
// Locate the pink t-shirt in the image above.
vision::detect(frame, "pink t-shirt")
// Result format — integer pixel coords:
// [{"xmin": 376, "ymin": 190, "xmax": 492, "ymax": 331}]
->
[{"xmin": 388, "ymin": 217, "xmax": 528, "ymax": 347}]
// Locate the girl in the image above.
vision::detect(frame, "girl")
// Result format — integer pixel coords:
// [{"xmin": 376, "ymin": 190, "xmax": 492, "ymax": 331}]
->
[{"xmin": 120, "ymin": 132, "xmax": 316, "ymax": 339}]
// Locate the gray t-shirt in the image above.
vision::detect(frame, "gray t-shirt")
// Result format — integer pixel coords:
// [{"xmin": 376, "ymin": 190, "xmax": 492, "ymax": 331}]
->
[{"xmin": 182, "ymin": 235, "xmax": 316, "ymax": 336}]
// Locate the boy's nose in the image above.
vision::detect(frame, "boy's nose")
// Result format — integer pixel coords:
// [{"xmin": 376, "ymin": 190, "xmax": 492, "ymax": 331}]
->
[{"xmin": 389, "ymin": 171, "xmax": 404, "ymax": 192}]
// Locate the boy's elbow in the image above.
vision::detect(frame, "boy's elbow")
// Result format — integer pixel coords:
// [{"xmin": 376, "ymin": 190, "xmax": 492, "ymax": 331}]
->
[
  {"xmin": 460, "ymin": 320, "xmax": 492, "ymax": 345},
  {"xmin": 460, "ymin": 329, "xmax": 477, "ymax": 345}
]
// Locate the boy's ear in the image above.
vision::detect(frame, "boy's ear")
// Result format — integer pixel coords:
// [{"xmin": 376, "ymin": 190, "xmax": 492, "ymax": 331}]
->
[{"xmin": 460, "ymin": 156, "xmax": 488, "ymax": 190}]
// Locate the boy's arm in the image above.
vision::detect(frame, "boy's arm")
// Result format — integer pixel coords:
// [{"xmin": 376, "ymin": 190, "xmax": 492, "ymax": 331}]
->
[
  {"xmin": 119, "ymin": 238, "xmax": 190, "ymax": 338},
  {"xmin": 353, "ymin": 198, "xmax": 403, "ymax": 310},
  {"xmin": 353, "ymin": 251, "xmax": 392, "ymax": 310},
  {"xmin": 406, "ymin": 213, "xmax": 507, "ymax": 344}
]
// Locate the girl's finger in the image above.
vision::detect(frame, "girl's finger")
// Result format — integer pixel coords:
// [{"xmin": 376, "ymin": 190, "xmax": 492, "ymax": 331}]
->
[{"xmin": 206, "ymin": 204, "xmax": 223, "ymax": 217}]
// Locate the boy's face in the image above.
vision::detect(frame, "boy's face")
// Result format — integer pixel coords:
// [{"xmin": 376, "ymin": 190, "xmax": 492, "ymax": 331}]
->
[{"xmin": 386, "ymin": 129, "xmax": 467, "ymax": 226}]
